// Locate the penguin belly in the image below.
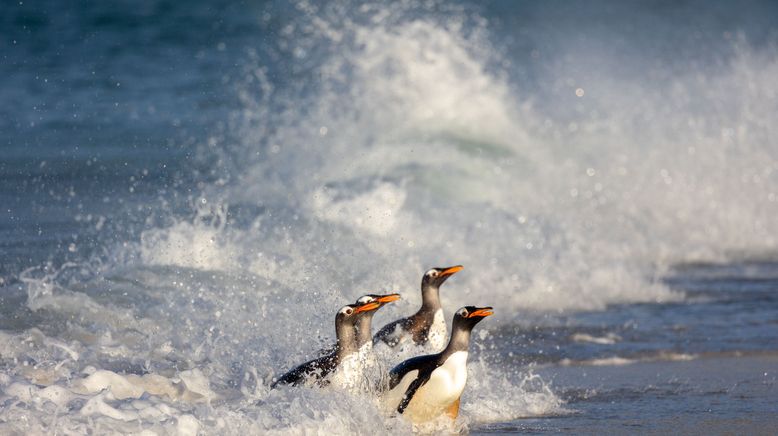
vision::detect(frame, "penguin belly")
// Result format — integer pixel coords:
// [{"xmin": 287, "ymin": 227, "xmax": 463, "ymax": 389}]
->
[
  {"xmin": 404, "ymin": 352, "xmax": 468, "ymax": 423},
  {"xmin": 426, "ymin": 309, "xmax": 448, "ymax": 351}
]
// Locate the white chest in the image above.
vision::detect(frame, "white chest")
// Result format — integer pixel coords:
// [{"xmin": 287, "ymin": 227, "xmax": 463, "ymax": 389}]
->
[
  {"xmin": 427, "ymin": 309, "xmax": 447, "ymax": 351},
  {"xmin": 357, "ymin": 342, "xmax": 378, "ymax": 373},
  {"xmin": 404, "ymin": 351, "xmax": 469, "ymax": 423},
  {"xmin": 357, "ymin": 342, "xmax": 373, "ymax": 359},
  {"xmin": 329, "ymin": 354, "xmax": 362, "ymax": 391}
]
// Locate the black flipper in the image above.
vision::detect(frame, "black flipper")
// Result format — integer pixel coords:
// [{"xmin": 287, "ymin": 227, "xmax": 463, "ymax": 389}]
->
[
  {"xmin": 387, "ymin": 354, "xmax": 438, "ymax": 390},
  {"xmin": 397, "ymin": 368, "xmax": 433, "ymax": 414}
]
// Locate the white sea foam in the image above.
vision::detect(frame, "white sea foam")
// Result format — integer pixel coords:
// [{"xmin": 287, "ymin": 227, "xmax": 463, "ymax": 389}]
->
[
  {"xmin": 1, "ymin": 264, "xmax": 562, "ymax": 434},
  {"xmin": 571, "ymin": 332, "xmax": 622, "ymax": 345},
  {"xmin": 559, "ymin": 352, "xmax": 698, "ymax": 367}
]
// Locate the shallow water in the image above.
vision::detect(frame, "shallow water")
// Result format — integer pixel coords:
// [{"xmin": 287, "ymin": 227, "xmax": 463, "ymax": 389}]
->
[
  {"xmin": 477, "ymin": 354, "xmax": 778, "ymax": 435},
  {"xmin": 2, "ymin": 0, "xmax": 778, "ymax": 434}
]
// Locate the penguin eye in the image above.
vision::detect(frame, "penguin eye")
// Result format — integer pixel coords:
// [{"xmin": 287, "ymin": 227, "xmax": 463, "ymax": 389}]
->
[
  {"xmin": 339, "ymin": 306, "xmax": 354, "ymax": 316},
  {"xmin": 426, "ymin": 270, "xmax": 439, "ymax": 278},
  {"xmin": 458, "ymin": 308, "xmax": 469, "ymax": 317}
]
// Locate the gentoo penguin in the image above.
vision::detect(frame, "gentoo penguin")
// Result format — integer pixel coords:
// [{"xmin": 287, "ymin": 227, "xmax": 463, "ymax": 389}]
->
[
  {"xmin": 271, "ymin": 301, "xmax": 382, "ymax": 388},
  {"xmin": 373, "ymin": 265, "xmax": 463, "ymax": 350},
  {"xmin": 381, "ymin": 306, "xmax": 493, "ymax": 423},
  {"xmin": 353, "ymin": 293, "xmax": 401, "ymax": 390},
  {"xmin": 314, "ymin": 293, "xmax": 401, "ymax": 358},
  {"xmin": 354, "ymin": 293, "xmax": 401, "ymax": 350}
]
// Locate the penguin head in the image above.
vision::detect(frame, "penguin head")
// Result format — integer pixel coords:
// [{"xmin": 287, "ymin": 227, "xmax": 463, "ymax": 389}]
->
[
  {"xmin": 336, "ymin": 299, "xmax": 385, "ymax": 325},
  {"xmin": 335, "ymin": 304, "xmax": 359, "ymax": 324},
  {"xmin": 355, "ymin": 292, "xmax": 401, "ymax": 309},
  {"xmin": 453, "ymin": 306, "xmax": 494, "ymax": 330},
  {"xmin": 421, "ymin": 265, "xmax": 464, "ymax": 289}
]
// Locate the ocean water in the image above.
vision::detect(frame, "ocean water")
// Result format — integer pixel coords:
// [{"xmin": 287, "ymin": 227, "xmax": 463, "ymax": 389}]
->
[{"xmin": 2, "ymin": 0, "xmax": 778, "ymax": 434}]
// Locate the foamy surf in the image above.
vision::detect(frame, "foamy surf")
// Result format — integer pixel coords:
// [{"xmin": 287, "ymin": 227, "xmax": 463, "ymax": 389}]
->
[{"xmin": 1, "ymin": 259, "xmax": 564, "ymax": 434}]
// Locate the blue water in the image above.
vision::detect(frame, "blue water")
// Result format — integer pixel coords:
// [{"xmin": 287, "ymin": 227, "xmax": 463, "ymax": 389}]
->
[{"xmin": 2, "ymin": 0, "xmax": 778, "ymax": 433}]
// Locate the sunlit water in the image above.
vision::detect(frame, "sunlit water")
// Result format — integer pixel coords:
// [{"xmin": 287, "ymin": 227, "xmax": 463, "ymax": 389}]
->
[{"xmin": 2, "ymin": 1, "xmax": 778, "ymax": 434}]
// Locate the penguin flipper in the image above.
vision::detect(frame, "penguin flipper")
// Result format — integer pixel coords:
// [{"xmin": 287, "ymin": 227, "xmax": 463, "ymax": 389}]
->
[
  {"xmin": 388, "ymin": 354, "xmax": 437, "ymax": 390},
  {"xmin": 396, "ymin": 370, "xmax": 432, "ymax": 414}
]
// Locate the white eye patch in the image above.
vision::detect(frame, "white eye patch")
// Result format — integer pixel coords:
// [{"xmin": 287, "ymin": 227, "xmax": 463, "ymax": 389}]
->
[{"xmin": 339, "ymin": 306, "xmax": 354, "ymax": 315}]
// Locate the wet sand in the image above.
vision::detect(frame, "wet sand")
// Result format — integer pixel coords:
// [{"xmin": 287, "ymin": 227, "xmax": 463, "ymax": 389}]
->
[{"xmin": 473, "ymin": 353, "xmax": 778, "ymax": 435}]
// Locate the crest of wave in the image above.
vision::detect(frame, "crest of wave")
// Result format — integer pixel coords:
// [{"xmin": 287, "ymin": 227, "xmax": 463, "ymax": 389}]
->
[
  {"xmin": 168, "ymin": 0, "xmax": 683, "ymax": 314},
  {"xmin": 139, "ymin": 3, "xmax": 778, "ymax": 320},
  {"xmin": 210, "ymin": 0, "xmax": 778, "ymax": 314}
]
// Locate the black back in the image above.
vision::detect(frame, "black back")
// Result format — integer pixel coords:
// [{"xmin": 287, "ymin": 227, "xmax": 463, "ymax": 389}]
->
[
  {"xmin": 271, "ymin": 352, "xmax": 338, "ymax": 388},
  {"xmin": 373, "ymin": 316, "xmax": 418, "ymax": 346}
]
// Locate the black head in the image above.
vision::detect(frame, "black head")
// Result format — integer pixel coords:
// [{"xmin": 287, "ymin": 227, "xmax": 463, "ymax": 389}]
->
[
  {"xmin": 421, "ymin": 265, "xmax": 463, "ymax": 289},
  {"xmin": 443, "ymin": 305, "xmax": 494, "ymax": 353},
  {"xmin": 452, "ymin": 305, "xmax": 494, "ymax": 330}
]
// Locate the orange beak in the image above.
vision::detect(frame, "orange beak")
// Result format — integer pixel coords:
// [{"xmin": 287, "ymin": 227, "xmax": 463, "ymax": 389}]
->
[
  {"xmin": 440, "ymin": 265, "xmax": 464, "ymax": 276},
  {"xmin": 467, "ymin": 307, "xmax": 494, "ymax": 318},
  {"xmin": 376, "ymin": 293, "xmax": 401, "ymax": 303},
  {"xmin": 355, "ymin": 301, "xmax": 381, "ymax": 313}
]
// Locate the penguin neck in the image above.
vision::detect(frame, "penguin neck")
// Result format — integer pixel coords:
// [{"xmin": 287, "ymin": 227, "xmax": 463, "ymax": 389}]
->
[
  {"xmin": 355, "ymin": 312, "xmax": 375, "ymax": 349},
  {"xmin": 335, "ymin": 321, "xmax": 358, "ymax": 362},
  {"xmin": 442, "ymin": 323, "xmax": 472, "ymax": 357},
  {"xmin": 420, "ymin": 284, "xmax": 441, "ymax": 313}
]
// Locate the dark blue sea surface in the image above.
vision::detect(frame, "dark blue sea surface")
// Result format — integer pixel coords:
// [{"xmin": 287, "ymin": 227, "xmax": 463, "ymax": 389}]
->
[{"xmin": 1, "ymin": 1, "xmax": 778, "ymax": 433}]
